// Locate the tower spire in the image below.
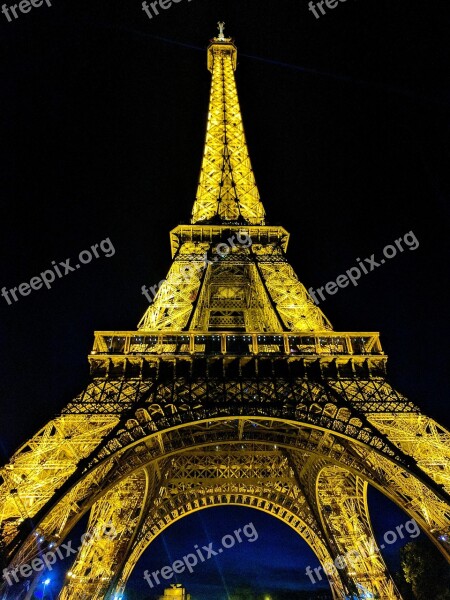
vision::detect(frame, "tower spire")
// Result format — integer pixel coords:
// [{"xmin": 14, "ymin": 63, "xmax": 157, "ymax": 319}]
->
[
  {"xmin": 138, "ymin": 29, "xmax": 331, "ymax": 333},
  {"xmin": 191, "ymin": 27, "xmax": 266, "ymax": 225},
  {"xmin": 216, "ymin": 21, "xmax": 226, "ymax": 41}
]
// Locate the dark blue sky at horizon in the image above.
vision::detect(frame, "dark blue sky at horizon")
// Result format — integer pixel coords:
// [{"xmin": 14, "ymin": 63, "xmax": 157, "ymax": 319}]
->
[{"xmin": 130, "ymin": 506, "xmax": 326, "ymax": 598}]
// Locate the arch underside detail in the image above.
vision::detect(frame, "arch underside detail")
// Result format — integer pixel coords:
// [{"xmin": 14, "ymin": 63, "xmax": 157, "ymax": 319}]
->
[
  {"xmin": 58, "ymin": 447, "xmax": 402, "ymax": 600},
  {"xmin": 1, "ymin": 376, "xmax": 449, "ymax": 600},
  {"xmin": 60, "ymin": 449, "xmax": 349, "ymax": 600}
]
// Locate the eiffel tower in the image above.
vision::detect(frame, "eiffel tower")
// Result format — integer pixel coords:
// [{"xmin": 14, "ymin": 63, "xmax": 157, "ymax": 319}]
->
[{"xmin": 1, "ymin": 25, "xmax": 449, "ymax": 600}]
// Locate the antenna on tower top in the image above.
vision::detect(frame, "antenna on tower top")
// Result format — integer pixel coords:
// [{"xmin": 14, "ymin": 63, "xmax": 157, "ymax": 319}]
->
[{"xmin": 217, "ymin": 21, "xmax": 226, "ymax": 41}]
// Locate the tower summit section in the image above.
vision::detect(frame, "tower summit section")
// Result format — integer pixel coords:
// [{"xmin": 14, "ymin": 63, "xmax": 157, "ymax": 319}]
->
[
  {"xmin": 192, "ymin": 23, "xmax": 265, "ymax": 225},
  {"xmin": 137, "ymin": 22, "xmax": 331, "ymax": 334}
]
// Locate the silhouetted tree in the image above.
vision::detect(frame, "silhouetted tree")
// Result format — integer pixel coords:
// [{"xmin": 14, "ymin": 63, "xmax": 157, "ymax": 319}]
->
[{"xmin": 399, "ymin": 539, "xmax": 450, "ymax": 600}]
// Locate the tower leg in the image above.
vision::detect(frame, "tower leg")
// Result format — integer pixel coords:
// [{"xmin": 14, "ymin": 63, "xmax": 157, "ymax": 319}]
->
[
  {"xmin": 316, "ymin": 466, "xmax": 403, "ymax": 599},
  {"xmin": 58, "ymin": 470, "xmax": 148, "ymax": 600}
]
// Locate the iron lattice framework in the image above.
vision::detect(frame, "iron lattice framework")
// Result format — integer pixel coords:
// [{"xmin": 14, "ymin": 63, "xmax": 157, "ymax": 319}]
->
[{"xmin": 1, "ymin": 27, "xmax": 449, "ymax": 600}]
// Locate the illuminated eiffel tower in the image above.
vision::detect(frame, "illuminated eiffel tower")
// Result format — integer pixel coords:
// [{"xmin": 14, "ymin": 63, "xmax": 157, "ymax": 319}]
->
[{"xmin": 1, "ymin": 25, "xmax": 449, "ymax": 600}]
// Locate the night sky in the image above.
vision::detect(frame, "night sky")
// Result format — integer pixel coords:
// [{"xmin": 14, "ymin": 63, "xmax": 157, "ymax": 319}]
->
[{"xmin": 1, "ymin": 0, "xmax": 450, "ymax": 598}]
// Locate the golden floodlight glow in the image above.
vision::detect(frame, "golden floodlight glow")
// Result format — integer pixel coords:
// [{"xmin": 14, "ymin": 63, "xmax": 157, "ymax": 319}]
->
[{"xmin": 0, "ymin": 24, "xmax": 449, "ymax": 600}]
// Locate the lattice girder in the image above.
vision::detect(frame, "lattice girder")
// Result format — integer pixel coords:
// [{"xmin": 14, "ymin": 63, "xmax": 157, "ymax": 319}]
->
[
  {"xmin": 0, "ymin": 379, "xmax": 157, "ymax": 563},
  {"xmin": 138, "ymin": 236, "xmax": 330, "ymax": 334},
  {"xmin": 4, "ymin": 390, "xmax": 449, "ymax": 583},
  {"xmin": 58, "ymin": 470, "xmax": 148, "ymax": 600},
  {"xmin": 3, "ymin": 370, "xmax": 449, "ymax": 566},
  {"xmin": 192, "ymin": 40, "xmax": 265, "ymax": 225},
  {"xmin": 1, "ymin": 28, "xmax": 450, "ymax": 600},
  {"xmin": 256, "ymin": 257, "xmax": 332, "ymax": 331},
  {"xmin": 94, "ymin": 449, "xmax": 347, "ymax": 600},
  {"xmin": 316, "ymin": 466, "xmax": 402, "ymax": 600}
]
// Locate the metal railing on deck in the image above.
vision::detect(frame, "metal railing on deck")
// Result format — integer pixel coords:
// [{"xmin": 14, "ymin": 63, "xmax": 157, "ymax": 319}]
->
[{"xmin": 90, "ymin": 331, "xmax": 383, "ymax": 357}]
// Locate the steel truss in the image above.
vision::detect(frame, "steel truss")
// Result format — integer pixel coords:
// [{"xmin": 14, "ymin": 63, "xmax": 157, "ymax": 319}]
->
[{"xmin": 1, "ymin": 28, "xmax": 449, "ymax": 600}]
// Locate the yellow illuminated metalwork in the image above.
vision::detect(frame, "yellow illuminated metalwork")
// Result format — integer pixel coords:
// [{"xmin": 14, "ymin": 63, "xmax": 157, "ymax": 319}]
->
[
  {"xmin": 0, "ymin": 27, "xmax": 449, "ymax": 600},
  {"xmin": 192, "ymin": 36, "xmax": 264, "ymax": 225}
]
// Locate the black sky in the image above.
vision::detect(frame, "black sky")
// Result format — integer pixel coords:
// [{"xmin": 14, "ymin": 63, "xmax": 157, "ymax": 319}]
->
[{"xmin": 1, "ymin": 0, "xmax": 450, "ymax": 597}]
